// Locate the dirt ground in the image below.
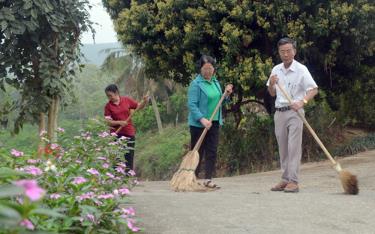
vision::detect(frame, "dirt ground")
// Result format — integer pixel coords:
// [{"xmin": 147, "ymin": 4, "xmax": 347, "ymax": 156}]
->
[{"xmin": 132, "ymin": 150, "xmax": 375, "ymax": 234}]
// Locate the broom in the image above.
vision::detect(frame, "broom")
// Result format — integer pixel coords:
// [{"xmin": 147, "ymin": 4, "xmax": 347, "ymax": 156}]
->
[
  {"xmin": 170, "ymin": 91, "xmax": 228, "ymax": 192},
  {"xmin": 276, "ymin": 83, "xmax": 359, "ymax": 195}
]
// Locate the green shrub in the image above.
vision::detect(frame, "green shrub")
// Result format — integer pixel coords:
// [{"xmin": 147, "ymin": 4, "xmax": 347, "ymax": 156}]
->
[
  {"xmin": 0, "ymin": 119, "xmax": 140, "ymax": 233},
  {"xmin": 135, "ymin": 125, "xmax": 190, "ymax": 180}
]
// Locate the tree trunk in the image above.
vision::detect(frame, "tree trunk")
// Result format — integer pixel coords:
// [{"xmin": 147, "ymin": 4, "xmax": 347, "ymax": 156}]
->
[
  {"xmin": 37, "ymin": 112, "xmax": 46, "ymax": 157},
  {"xmin": 150, "ymin": 94, "xmax": 163, "ymax": 134},
  {"xmin": 47, "ymin": 96, "xmax": 60, "ymax": 142}
]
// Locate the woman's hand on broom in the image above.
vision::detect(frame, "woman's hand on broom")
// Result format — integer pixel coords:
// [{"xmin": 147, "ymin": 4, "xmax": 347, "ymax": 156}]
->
[
  {"xmin": 224, "ymin": 84, "xmax": 233, "ymax": 96},
  {"xmin": 119, "ymin": 120, "xmax": 128, "ymax": 126},
  {"xmin": 200, "ymin": 118, "xmax": 212, "ymax": 129}
]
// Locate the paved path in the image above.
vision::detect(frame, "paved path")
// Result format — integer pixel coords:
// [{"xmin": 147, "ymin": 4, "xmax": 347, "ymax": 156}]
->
[{"xmin": 132, "ymin": 150, "xmax": 375, "ymax": 234}]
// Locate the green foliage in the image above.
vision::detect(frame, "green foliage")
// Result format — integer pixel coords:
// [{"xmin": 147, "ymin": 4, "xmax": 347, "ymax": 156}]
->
[
  {"xmin": 0, "ymin": 0, "xmax": 93, "ymax": 132},
  {"xmin": 335, "ymin": 66, "xmax": 375, "ymax": 128},
  {"xmin": 217, "ymin": 113, "xmax": 277, "ymax": 175},
  {"xmin": 135, "ymin": 125, "xmax": 190, "ymax": 180},
  {"xmin": 62, "ymin": 64, "xmax": 114, "ymax": 120},
  {"xmin": 334, "ymin": 133, "xmax": 375, "ymax": 156},
  {"xmin": 0, "ymin": 119, "xmax": 140, "ymax": 233},
  {"xmin": 103, "ymin": 0, "xmax": 375, "ymax": 126}
]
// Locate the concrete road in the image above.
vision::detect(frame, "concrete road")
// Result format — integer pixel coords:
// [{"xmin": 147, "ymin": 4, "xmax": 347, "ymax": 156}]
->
[{"xmin": 132, "ymin": 150, "xmax": 375, "ymax": 234}]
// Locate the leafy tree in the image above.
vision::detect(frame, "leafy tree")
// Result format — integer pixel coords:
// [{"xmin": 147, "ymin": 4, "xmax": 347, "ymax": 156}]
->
[
  {"xmin": 0, "ymin": 0, "xmax": 93, "ymax": 142},
  {"xmin": 102, "ymin": 0, "xmax": 374, "ymax": 126}
]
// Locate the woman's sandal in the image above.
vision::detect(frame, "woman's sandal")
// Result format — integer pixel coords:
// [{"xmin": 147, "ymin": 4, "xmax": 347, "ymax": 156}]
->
[{"xmin": 203, "ymin": 180, "xmax": 220, "ymax": 189}]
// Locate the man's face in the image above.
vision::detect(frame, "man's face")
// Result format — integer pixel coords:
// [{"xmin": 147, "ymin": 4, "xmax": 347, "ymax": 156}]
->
[
  {"xmin": 278, "ymin": 43, "xmax": 296, "ymax": 65},
  {"xmin": 106, "ymin": 91, "xmax": 120, "ymax": 103}
]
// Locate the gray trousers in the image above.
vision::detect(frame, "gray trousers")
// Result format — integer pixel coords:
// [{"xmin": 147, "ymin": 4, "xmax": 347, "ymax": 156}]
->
[{"xmin": 274, "ymin": 109, "xmax": 304, "ymax": 183}]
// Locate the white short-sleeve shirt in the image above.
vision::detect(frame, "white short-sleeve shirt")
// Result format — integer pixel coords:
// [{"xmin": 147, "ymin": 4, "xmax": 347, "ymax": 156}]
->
[{"xmin": 266, "ymin": 60, "xmax": 318, "ymax": 108}]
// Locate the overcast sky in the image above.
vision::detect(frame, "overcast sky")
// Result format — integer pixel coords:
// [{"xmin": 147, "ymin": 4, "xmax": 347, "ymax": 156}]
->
[{"xmin": 81, "ymin": 0, "xmax": 118, "ymax": 44}]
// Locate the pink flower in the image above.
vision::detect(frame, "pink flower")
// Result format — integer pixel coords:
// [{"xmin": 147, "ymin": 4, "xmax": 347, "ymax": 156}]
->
[
  {"xmin": 127, "ymin": 218, "xmax": 140, "ymax": 232},
  {"xmin": 11, "ymin": 149, "xmax": 24, "ymax": 157},
  {"xmin": 110, "ymin": 132, "xmax": 118, "ymax": 137},
  {"xmin": 19, "ymin": 219, "xmax": 34, "ymax": 230},
  {"xmin": 76, "ymin": 160, "xmax": 82, "ymax": 164},
  {"xmin": 97, "ymin": 156, "xmax": 108, "ymax": 161},
  {"xmin": 98, "ymin": 131, "xmax": 110, "ymax": 138},
  {"xmin": 24, "ymin": 166, "xmax": 43, "ymax": 176},
  {"xmin": 49, "ymin": 193, "xmax": 61, "ymax": 199},
  {"xmin": 72, "ymin": 177, "xmax": 87, "ymax": 185},
  {"xmin": 106, "ymin": 172, "xmax": 115, "ymax": 179},
  {"xmin": 115, "ymin": 167, "xmax": 125, "ymax": 174},
  {"xmin": 14, "ymin": 180, "xmax": 45, "ymax": 201},
  {"xmin": 57, "ymin": 127, "xmax": 65, "ymax": 132},
  {"xmin": 119, "ymin": 136, "xmax": 129, "ymax": 141},
  {"xmin": 50, "ymin": 143, "xmax": 59, "ymax": 150},
  {"xmin": 128, "ymin": 170, "xmax": 136, "ymax": 176},
  {"xmin": 87, "ymin": 168, "xmax": 100, "ymax": 176},
  {"xmin": 27, "ymin": 159, "xmax": 39, "ymax": 164},
  {"xmin": 122, "ymin": 207, "xmax": 136, "ymax": 216},
  {"xmin": 76, "ymin": 192, "xmax": 95, "ymax": 202},
  {"xmin": 94, "ymin": 200, "xmax": 103, "ymax": 206},
  {"xmin": 97, "ymin": 193, "xmax": 114, "ymax": 199},
  {"xmin": 102, "ymin": 163, "xmax": 109, "ymax": 169},
  {"xmin": 39, "ymin": 130, "xmax": 47, "ymax": 136},
  {"xmin": 117, "ymin": 162, "xmax": 127, "ymax": 168},
  {"xmin": 118, "ymin": 187, "xmax": 130, "ymax": 195}
]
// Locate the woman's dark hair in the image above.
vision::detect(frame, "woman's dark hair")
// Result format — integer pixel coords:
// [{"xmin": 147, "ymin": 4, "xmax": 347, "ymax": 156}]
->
[
  {"xmin": 105, "ymin": 84, "xmax": 119, "ymax": 94},
  {"xmin": 277, "ymin": 37, "xmax": 297, "ymax": 49},
  {"xmin": 198, "ymin": 55, "xmax": 216, "ymax": 70}
]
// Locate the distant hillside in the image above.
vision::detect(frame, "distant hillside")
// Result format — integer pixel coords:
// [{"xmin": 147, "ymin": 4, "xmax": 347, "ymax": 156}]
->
[{"xmin": 81, "ymin": 42, "xmax": 122, "ymax": 66}]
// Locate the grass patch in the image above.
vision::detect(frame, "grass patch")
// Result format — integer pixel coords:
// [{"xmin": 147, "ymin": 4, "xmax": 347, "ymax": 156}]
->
[{"xmin": 135, "ymin": 124, "xmax": 190, "ymax": 180}]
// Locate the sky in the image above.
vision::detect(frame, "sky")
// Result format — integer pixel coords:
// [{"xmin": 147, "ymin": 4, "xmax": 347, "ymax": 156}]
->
[{"xmin": 81, "ymin": 0, "xmax": 118, "ymax": 44}]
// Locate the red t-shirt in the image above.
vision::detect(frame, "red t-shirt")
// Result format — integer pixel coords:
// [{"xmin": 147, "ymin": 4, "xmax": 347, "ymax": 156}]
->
[{"xmin": 104, "ymin": 96, "xmax": 138, "ymax": 137}]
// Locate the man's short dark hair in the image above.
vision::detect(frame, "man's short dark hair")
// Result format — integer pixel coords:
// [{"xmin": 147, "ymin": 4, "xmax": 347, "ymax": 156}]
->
[
  {"xmin": 277, "ymin": 37, "xmax": 297, "ymax": 49},
  {"xmin": 105, "ymin": 84, "xmax": 119, "ymax": 93},
  {"xmin": 198, "ymin": 55, "xmax": 216, "ymax": 70}
]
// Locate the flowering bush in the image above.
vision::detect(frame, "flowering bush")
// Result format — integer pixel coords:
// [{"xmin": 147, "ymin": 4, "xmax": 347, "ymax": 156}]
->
[{"xmin": 0, "ymin": 119, "xmax": 140, "ymax": 233}]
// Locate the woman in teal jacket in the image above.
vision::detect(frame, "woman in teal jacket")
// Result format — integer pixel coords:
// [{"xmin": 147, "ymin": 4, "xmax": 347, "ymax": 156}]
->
[{"xmin": 188, "ymin": 55, "xmax": 233, "ymax": 188}]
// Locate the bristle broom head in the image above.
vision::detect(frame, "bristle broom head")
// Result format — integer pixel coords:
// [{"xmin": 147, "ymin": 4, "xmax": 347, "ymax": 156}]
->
[{"xmin": 339, "ymin": 170, "xmax": 359, "ymax": 195}]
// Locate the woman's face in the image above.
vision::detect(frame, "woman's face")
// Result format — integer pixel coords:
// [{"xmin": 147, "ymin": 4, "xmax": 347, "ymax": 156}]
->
[
  {"xmin": 201, "ymin": 63, "xmax": 215, "ymax": 80},
  {"xmin": 106, "ymin": 91, "xmax": 120, "ymax": 103}
]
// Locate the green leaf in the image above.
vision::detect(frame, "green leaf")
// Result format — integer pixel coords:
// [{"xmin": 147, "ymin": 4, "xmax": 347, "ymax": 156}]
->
[
  {"xmin": 0, "ymin": 184, "xmax": 24, "ymax": 198},
  {"xmin": 0, "ymin": 167, "xmax": 28, "ymax": 178},
  {"xmin": 0, "ymin": 204, "xmax": 22, "ymax": 220},
  {"xmin": 31, "ymin": 208, "xmax": 66, "ymax": 218},
  {"xmin": 1, "ymin": 21, "xmax": 7, "ymax": 31}
]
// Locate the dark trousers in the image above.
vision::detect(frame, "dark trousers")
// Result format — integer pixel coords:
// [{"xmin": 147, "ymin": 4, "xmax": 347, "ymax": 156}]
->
[
  {"xmin": 117, "ymin": 135, "xmax": 135, "ymax": 171},
  {"xmin": 190, "ymin": 121, "xmax": 220, "ymax": 180}
]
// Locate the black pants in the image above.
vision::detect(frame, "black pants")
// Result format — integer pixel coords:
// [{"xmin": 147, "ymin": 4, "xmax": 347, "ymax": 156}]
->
[
  {"xmin": 190, "ymin": 121, "xmax": 220, "ymax": 180},
  {"xmin": 117, "ymin": 135, "xmax": 135, "ymax": 171}
]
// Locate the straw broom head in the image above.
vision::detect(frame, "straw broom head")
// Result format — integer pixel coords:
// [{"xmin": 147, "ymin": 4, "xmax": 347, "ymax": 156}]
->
[
  {"xmin": 170, "ymin": 150, "xmax": 205, "ymax": 192},
  {"xmin": 339, "ymin": 170, "xmax": 359, "ymax": 195}
]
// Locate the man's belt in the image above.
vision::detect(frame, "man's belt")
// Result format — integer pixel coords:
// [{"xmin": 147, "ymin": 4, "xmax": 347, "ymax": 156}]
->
[{"xmin": 275, "ymin": 106, "xmax": 291, "ymax": 112}]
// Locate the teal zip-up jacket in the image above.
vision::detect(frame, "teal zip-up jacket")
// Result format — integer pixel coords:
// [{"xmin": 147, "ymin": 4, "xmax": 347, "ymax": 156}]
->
[{"xmin": 188, "ymin": 74, "xmax": 226, "ymax": 127}]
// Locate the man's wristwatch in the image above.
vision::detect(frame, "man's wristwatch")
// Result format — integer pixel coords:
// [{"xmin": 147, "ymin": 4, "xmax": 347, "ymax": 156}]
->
[{"xmin": 303, "ymin": 98, "xmax": 308, "ymax": 104}]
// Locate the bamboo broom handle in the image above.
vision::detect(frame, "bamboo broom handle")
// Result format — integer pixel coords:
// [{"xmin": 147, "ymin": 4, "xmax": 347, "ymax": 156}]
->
[
  {"xmin": 276, "ymin": 83, "xmax": 337, "ymax": 165},
  {"xmin": 192, "ymin": 91, "xmax": 228, "ymax": 152}
]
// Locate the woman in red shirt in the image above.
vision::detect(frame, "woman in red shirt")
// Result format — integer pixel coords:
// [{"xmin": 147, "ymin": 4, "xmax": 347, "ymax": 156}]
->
[{"xmin": 104, "ymin": 84, "xmax": 148, "ymax": 172}]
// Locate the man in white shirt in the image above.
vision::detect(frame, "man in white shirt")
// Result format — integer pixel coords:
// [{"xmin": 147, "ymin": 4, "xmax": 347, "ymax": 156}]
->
[{"xmin": 267, "ymin": 38, "xmax": 318, "ymax": 193}]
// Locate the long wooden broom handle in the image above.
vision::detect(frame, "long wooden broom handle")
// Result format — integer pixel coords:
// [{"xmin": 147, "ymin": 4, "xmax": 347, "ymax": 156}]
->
[
  {"xmin": 192, "ymin": 91, "xmax": 228, "ymax": 152},
  {"xmin": 115, "ymin": 109, "xmax": 137, "ymax": 134},
  {"xmin": 276, "ymin": 83, "xmax": 337, "ymax": 165}
]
